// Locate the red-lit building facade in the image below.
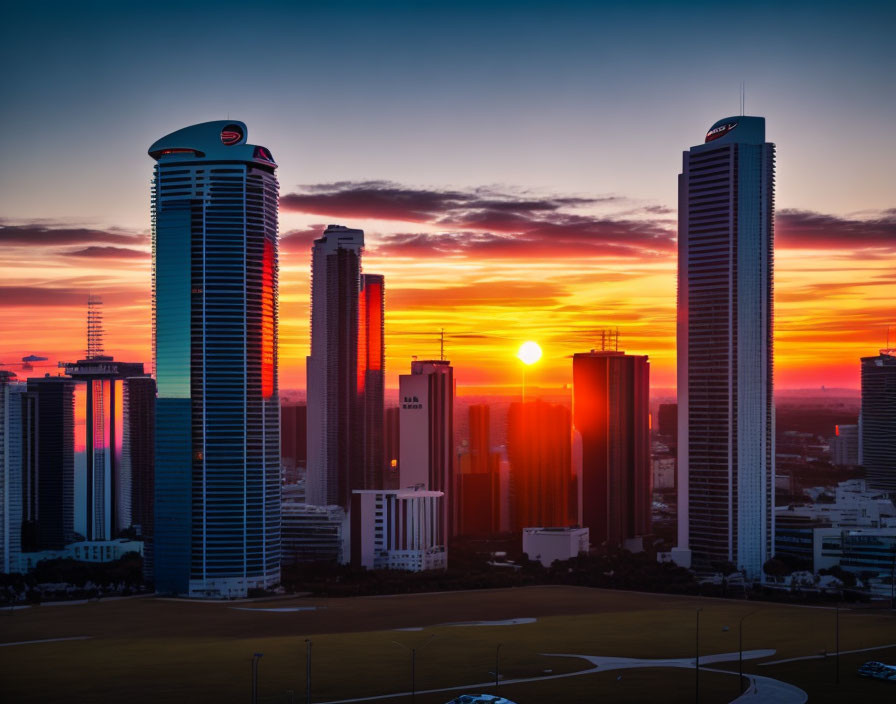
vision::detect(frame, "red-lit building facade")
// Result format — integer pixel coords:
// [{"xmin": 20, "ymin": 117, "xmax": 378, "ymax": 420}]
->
[
  {"xmin": 358, "ymin": 274, "xmax": 385, "ymax": 489},
  {"xmin": 573, "ymin": 350, "xmax": 651, "ymax": 550},
  {"xmin": 458, "ymin": 404, "xmax": 501, "ymax": 535},
  {"xmin": 507, "ymin": 400, "xmax": 572, "ymax": 531}
]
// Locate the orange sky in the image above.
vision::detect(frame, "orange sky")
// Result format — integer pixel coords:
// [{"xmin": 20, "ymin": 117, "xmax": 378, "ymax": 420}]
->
[{"xmin": 1, "ymin": 189, "xmax": 893, "ymax": 393}]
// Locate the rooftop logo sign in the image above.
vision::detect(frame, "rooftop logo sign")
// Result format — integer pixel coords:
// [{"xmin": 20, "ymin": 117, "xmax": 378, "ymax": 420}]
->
[{"xmin": 705, "ymin": 121, "xmax": 738, "ymax": 142}]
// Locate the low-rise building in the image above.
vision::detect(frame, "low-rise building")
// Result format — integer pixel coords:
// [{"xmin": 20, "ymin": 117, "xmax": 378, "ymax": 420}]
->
[
  {"xmin": 14, "ymin": 539, "xmax": 143, "ymax": 573},
  {"xmin": 281, "ymin": 503, "xmax": 346, "ymax": 565},
  {"xmin": 522, "ymin": 526, "xmax": 589, "ymax": 567},
  {"xmin": 350, "ymin": 488, "xmax": 446, "ymax": 572}
]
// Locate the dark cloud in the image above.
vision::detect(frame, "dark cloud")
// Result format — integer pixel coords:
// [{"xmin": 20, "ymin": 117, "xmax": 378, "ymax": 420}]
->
[
  {"xmin": 65, "ymin": 246, "xmax": 149, "ymax": 259},
  {"xmin": 280, "ymin": 225, "xmax": 327, "ymax": 253},
  {"xmin": 776, "ymin": 209, "xmax": 896, "ymax": 251},
  {"xmin": 280, "ymin": 181, "xmax": 665, "ymax": 257},
  {"xmin": 0, "ymin": 224, "xmax": 147, "ymax": 247},
  {"xmin": 0, "ymin": 285, "xmax": 145, "ymax": 307}
]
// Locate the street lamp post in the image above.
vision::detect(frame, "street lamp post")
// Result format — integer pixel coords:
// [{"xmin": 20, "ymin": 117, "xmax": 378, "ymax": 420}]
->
[
  {"xmin": 495, "ymin": 643, "xmax": 503, "ymax": 690},
  {"xmin": 251, "ymin": 652, "xmax": 263, "ymax": 704},
  {"xmin": 305, "ymin": 639, "xmax": 312, "ymax": 704},
  {"xmin": 392, "ymin": 635, "xmax": 435, "ymax": 704},
  {"xmin": 695, "ymin": 608, "xmax": 702, "ymax": 704}
]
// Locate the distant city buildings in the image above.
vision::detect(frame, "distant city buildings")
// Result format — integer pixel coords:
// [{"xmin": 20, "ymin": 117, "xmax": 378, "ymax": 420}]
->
[
  {"xmin": 507, "ymin": 399, "xmax": 572, "ymax": 532},
  {"xmin": 350, "ymin": 488, "xmax": 446, "ymax": 571},
  {"xmin": 860, "ymin": 351, "xmax": 896, "ymax": 494},
  {"xmin": 281, "ymin": 495, "xmax": 345, "ymax": 566},
  {"xmin": 383, "ymin": 406, "xmax": 400, "ymax": 489},
  {"xmin": 150, "ymin": 120, "xmax": 281, "ymax": 598},
  {"xmin": 830, "ymin": 423, "xmax": 859, "ymax": 467},
  {"xmin": 677, "ymin": 116, "xmax": 775, "ymax": 578},
  {"xmin": 281, "ymin": 402, "xmax": 307, "ymax": 484},
  {"xmin": 573, "ymin": 350, "xmax": 651, "ymax": 550},
  {"xmin": 399, "ymin": 359, "xmax": 456, "ymax": 538}
]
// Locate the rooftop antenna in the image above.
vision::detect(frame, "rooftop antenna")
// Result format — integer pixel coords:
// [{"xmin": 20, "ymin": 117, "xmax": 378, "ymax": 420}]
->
[
  {"xmin": 741, "ymin": 81, "xmax": 746, "ymax": 116},
  {"xmin": 87, "ymin": 295, "xmax": 104, "ymax": 360},
  {"xmin": 439, "ymin": 328, "xmax": 445, "ymax": 361}
]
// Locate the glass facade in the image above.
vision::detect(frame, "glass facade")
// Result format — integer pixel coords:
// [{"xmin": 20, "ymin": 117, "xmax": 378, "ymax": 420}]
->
[{"xmin": 150, "ymin": 121, "xmax": 280, "ymax": 598}]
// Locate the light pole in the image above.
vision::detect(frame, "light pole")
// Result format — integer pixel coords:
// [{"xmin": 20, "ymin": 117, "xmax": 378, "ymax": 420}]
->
[
  {"xmin": 695, "ymin": 608, "xmax": 702, "ymax": 704},
  {"xmin": 251, "ymin": 652, "xmax": 263, "ymax": 704},
  {"xmin": 305, "ymin": 639, "xmax": 312, "ymax": 704},
  {"xmin": 392, "ymin": 635, "xmax": 435, "ymax": 704},
  {"xmin": 495, "ymin": 643, "xmax": 503, "ymax": 690},
  {"xmin": 738, "ymin": 609, "xmax": 760, "ymax": 695}
]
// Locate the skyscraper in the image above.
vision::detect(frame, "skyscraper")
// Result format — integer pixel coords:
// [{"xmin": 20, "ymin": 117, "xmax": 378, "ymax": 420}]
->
[
  {"xmin": 359, "ymin": 273, "xmax": 385, "ymax": 489},
  {"xmin": 573, "ymin": 350, "xmax": 650, "ymax": 550},
  {"xmin": 1, "ymin": 372, "xmax": 25, "ymax": 572},
  {"xmin": 122, "ymin": 376, "xmax": 155, "ymax": 580},
  {"xmin": 399, "ymin": 359, "xmax": 455, "ymax": 537},
  {"xmin": 860, "ymin": 351, "xmax": 896, "ymax": 493},
  {"xmin": 458, "ymin": 404, "xmax": 501, "ymax": 535},
  {"xmin": 677, "ymin": 116, "xmax": 775, "ymax": 578},
  {"xmin": 507, "ymin": 400, "xmax": 572, "ymax": 532},
  {"xmin": 306, "ymin": 225, "xmax": 363, "ymax": 509},
  {"xmin": 149, "ymin": 120, "xmax": 280, "ymax": 597},
  {"xmin": 63, "ymin": 357, "xmax": 147, "ymax": 540},
  {"xmin": 25, "ymin": 376, "xmax": 76, "ymax": 550}
]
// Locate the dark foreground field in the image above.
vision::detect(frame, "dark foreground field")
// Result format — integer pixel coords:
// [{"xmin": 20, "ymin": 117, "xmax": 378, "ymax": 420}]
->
[{"xmin": 1, "ymin": 586, "xmax": 893, "ymax": 703}]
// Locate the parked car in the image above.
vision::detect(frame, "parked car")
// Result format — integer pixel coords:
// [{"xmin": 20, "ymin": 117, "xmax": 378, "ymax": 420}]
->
[
  {"xmin": 445, "ymin": 696, "xmax": 519, "ymax": 704},
  {"xmin": 858, "ymin": 661, "xmax": 896, "ymax": 681}
]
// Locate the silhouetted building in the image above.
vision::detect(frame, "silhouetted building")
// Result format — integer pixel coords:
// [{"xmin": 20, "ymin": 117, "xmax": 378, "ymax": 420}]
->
[
  {"xmin": 861, "ymin": 352, "xmax": 896, "ymax": 493},
  {"xmin": 26, "ymin": 376, "xmax": 77, "ymax": 550},
  {"xmin": 307, "ymin": 225, "xmax": 363, "ymax": 509},
  {"xmin": 399, "ymin": 359, "xmax": 455, "ymax": 537},
  {"xmin": 458, "ymin": 404, "xmax": 500, "ymax": 535},
  {"xmin": 359, "ymin": 273, "xmax": 385, "ymax": 489},
  {"xmin": 281, "ymin": 403, "xmax": 307, "ymax": 484},
  {"xmin": 830, "ymin": 424, "xmax": 859, "ymax": 468},
  {"xmin": 678, "ymin": 116, "xmax": 775, "ymax": 578},
  {"xmin": 122, "ymin": 376, "xmax": 155, "ymax": 580},
  {"xmin": 507, "ymin": 400, "xmax": 572, "ymax": 532},
  {"xmin": 573, "ymin": 351, "xmax": 650, "ymax": 549},
  {"xmin": 384, "ymin": 406, "xmax": 400, "ymax": 489},
  {"xmin": 150, "ymin": 120, "xmax": 281, "ymax": 597},
  {"xmin": 657, "ymin": 403, "xmax": 677, "ymax": 440}
]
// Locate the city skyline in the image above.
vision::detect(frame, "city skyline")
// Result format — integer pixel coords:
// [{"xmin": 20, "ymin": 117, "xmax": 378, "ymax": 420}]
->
[{"xmin": 1, "ymin": 2, "xmax": 894, "ymax": 393}]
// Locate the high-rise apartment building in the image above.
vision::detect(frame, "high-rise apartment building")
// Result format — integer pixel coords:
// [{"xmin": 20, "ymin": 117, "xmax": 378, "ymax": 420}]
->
[
  {"xmin": 384, "ymin": 406, "xmax": 400, "ymax": 489},
  {"xmin": 1, "ymin": 372, "xmax": 25, "ymax": 572},
  {"xmin": 507, "ymin": 400, "xmax": 572, "ymax": 531},
  {"xmin": 280, "ymin": 402, "xmax": 307, "ymax": 484},
  {"xmin": 399, "ymin": 359, "xmax": 455, "ymax": 536},
  {"xmin": 25, "ymin": 376, "xmax": 76, "ymax": 550},
  {"xmin": 149, "ymin": 120, "xmax": 280, "ymax": 597},
  {"xmin": 830, "ymin": 424, "xmax": 859, "ymax": 468},
  {"xmin": 359, "ymin": 273, "xmax": 385, "ymax": 489},
  {"xmin": 306, "ymin": 225, "xmax": 363, "ymax": 509},
  {"xmin": 122, "ymin": 376, "xmax": 155, "ymax": 580},
  {"xmin": 573, "ymin": 350, "xmax": 651, "ymax": 550},
  {"xmin": 677, "ymin": 116, "xmax": 775, "ymax": 578},
  {"xmin": 861, "ymin": 351, "xmax": 896, "ymax": 493}
]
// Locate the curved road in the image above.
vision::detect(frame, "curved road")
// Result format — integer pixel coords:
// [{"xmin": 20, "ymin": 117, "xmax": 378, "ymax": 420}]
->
[{"xmin": 322, "ymin": 648, "xmax": 808, "ymax": 704}]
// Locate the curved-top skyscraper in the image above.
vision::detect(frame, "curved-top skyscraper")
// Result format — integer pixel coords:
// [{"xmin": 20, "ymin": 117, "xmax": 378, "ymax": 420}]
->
[
  {"xmin": 150, "ymin": 120, "xmax": 280, "ymax": 597},
  {"xmin": 677, "ymin": 116, "xmax": 775, "ymax": 580}
]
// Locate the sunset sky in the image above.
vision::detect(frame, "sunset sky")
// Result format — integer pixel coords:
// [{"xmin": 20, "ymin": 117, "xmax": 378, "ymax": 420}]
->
[{"xmin": 1, "ymin": 1, "xmax": 893, "ymax": 392}]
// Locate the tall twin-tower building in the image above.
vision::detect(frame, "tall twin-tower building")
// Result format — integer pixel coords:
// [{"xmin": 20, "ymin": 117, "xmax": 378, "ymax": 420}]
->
[
  {"xmin": 150, "ymin": 121, "xmax": 281, "ymax": 598},
  {"xmin": 677, "ymin": 116, "xmax": 775, "ymax": 579}
]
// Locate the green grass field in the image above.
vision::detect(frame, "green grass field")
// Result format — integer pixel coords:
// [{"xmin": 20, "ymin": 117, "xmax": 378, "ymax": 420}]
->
[{"xmin": 1, "ymin": 586, "xmax": 893, "ymax": 703}]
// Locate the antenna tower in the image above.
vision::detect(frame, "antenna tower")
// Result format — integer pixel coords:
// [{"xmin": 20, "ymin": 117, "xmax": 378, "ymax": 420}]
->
[
  {"xmin": 87, "ymin": 295, "xmax": 104, "ymax": 359},
  {"xmin": 882, "ymin": 325, "xmax": 896, "ymax": 356},
  {"xmin": 598, "ymin": 328, "xmax": 620, "ymax": 352},
  {"xmin": 439, "ymin": 328, "xmax": 445, "ymax": 361}
]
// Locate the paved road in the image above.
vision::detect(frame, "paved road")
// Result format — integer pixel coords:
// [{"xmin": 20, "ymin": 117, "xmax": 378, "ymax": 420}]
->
[{"xmin": 321, "ymin": 648, "xmax": 809, "ymax": 704}]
